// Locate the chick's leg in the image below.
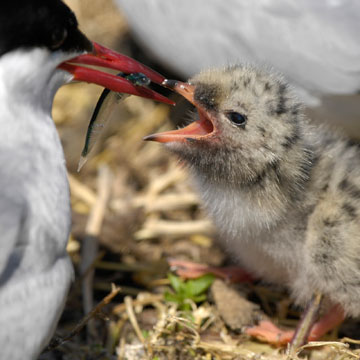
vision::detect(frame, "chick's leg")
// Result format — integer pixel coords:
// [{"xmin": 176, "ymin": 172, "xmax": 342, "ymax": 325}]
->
[
  {"xmin": 246, "ymin": 303, "xmax": 345, "ymax": 346},
  {"xmin": 306, "ymin": 304, "xmax": 345, "ymax": 340},
  {"xmin": 168, "ymin": 259, "xmax": 254, "ymax": 282}
]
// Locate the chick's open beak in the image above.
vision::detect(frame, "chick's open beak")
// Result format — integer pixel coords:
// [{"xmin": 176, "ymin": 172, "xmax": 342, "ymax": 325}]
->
[
  {"xmin": 59, "ymin": 42, "xmax": 174, "ymax": 105},
  {"xmin": 144, "ymin": 79, "xmax": 215, "ymax": 143}
]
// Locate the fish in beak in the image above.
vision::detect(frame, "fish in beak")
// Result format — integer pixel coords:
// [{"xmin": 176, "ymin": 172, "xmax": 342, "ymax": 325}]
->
[{"xmin": 59, "ymin": 42, "xmax": 174, "ymax": 106}]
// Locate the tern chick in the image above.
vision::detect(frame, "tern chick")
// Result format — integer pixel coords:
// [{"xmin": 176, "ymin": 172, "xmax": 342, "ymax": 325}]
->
[{"xmin": 145, "ymin": 65, "xmax": 360, "ymax": 343}]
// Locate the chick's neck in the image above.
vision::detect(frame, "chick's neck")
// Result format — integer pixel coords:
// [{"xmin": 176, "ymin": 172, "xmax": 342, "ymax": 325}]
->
[{"xmin": 181, "ymin": 133, "xmax": 319, "ymax": 231}]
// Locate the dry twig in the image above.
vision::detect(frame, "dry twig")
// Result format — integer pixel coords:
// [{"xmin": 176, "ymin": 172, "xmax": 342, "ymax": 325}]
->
[
  {"xmin": 46, "ymin": 284, "xmax": 121, "ymax": 351},
  {"xmin": 80, "ymin": 165, "xmax": 113, "ymax": 339}
]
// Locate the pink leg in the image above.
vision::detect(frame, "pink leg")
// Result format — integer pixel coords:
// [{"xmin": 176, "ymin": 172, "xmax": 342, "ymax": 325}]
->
[
  {"xmin": 307, "ymin": 304, "xmax": 344, "ymax": 341},
  {"xmin": 168, "ymin": 258, "xmax": 254, "ymax": 282},
  {"xmin": 246, "ymin": 304, "xmax": 345, "ymax": 346}
]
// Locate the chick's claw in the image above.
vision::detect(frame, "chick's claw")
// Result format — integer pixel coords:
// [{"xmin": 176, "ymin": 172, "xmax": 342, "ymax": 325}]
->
[
  {"xmin": 168, "ymin": 259, "xmax": 210, "ymax": 279},
  {"xmin": 168, "ymin": 259, "xmax": 254, "ymax": 283}
]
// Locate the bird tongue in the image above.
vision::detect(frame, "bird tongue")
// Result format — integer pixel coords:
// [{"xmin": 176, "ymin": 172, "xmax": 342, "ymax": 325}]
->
[
  {"xmin": 59, "ymin": 42, "xmax": 174, "ymax": 105},
  {"xmin": 144, "ymin": 110, "xmax": 213, "ymax": 143},
  {"xmin": 144, "ymin": 80, "xmax": 215, "ymax": 143}
]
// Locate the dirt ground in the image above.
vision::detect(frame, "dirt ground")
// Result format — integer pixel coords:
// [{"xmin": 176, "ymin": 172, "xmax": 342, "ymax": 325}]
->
[{"xmin": 40, "ymin": 1, "xmax": 360, "ymax": 359}]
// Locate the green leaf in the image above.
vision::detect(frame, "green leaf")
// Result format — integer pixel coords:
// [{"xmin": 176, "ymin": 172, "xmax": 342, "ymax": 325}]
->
[
  {"xmin": 164, "ymin": 291, "xmax": 181, "ymax": 304},
  {"xmin": 179, "ymin": 303, "xmax": 192, "ymax": 311},
  {"xmin": 165, "ymin": 273, "xmax": 214, "ymax": 308},
  {"xmin": 185, "ymin": 274, "xmax": 215, "ymax": 297},
  {"xmin": 168, "ymin": 273, "xmax": 184, "ymax": 293},
  {"xmin": 191, "ymin": 294, "xmax": 207, "ymax": 303}
]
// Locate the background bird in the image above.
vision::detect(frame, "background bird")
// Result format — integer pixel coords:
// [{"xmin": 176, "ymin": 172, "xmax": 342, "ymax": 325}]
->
[
  {"xmin": 145, "ymin": 65, "xmax": 360, "ymax": 344},
  {"xmin": 0, "ymin": 1, "xmax": 171, "ymax": 359},
  {"xmin": 116, "ymin": 0, "xmax": 360, "ymax": 135}
]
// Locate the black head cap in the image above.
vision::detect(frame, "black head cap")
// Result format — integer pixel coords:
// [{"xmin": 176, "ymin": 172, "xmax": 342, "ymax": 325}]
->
[{"xmin": 0, "ymin": 0, "xmax": 93, "ymax": 57}]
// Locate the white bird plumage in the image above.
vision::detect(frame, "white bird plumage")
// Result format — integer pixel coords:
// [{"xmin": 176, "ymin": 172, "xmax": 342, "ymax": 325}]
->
[
  {"xmin": 0, "ymin": 49, "xmax": 74, "ymax": 360},
  {"xmin": 116, "ymin": 0, "xmax": 360, "ymax": 106}
]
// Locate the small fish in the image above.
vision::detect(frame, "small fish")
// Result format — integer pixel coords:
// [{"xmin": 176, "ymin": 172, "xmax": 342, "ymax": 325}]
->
[
  {"xmin": 125, "ymin": 72, "xmax": 151, "ymax": 87},
  {"xmin": 78, "ymin": 72, "xmax": 150, "ymax": 171}
]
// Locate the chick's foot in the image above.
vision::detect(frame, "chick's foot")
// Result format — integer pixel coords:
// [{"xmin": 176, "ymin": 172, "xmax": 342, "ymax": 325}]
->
[
  {"xmin": 168, "ymin": 259, "xmax": 254, "ymax": 282},
  {"xmin": 246, "ymin": 304, "xmax": 345, "ymax": 346},
  {"xmin": 246, "ymin": 320, "xmax": 294, "ymax": 345}
]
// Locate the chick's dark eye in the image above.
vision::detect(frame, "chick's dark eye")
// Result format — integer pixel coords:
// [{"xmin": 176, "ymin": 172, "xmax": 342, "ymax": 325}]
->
[{"xmin": 225, "ymin": 111, "xmax": 247, "ymax": 128}]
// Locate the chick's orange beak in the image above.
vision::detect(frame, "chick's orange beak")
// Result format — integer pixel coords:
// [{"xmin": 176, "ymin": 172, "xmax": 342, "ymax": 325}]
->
[
  {"xmin": 59, "ymin": 42, "xmax": 174, "ymax": 105},
  {"xmin": 144, "ymin": 80, "xmax": 215, "ymax": 143}
]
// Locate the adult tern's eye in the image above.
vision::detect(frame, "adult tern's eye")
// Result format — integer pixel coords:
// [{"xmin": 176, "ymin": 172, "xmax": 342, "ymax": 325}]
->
[{"xmin": 51, "ymin": 28, "xmax": 68, "ymax": 50}]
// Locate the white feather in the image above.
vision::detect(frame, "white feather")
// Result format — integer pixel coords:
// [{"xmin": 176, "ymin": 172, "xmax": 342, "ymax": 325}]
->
[
  {"xmin": 0, "ymin": 48, "xmax": 74, "ymax": 360},
  {"xmin": 116, "ymin": 0, "xmax": 360, "ymax": 105}
]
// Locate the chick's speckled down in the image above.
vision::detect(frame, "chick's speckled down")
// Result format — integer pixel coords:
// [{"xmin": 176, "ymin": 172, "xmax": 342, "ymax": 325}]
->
[{"xmin": 165, "ymin": 65, "xmax": 360, "ymax": 317}]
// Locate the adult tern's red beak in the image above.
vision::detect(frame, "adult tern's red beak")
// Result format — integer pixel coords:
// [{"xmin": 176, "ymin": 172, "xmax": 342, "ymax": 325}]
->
[{"xmin": 59, "ymin": 42, "xmax": 174, "ymax": 105}]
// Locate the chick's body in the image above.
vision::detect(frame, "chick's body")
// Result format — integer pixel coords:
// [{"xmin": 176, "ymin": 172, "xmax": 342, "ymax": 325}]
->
[{"xmin": 164, "ymin": 66, "xmax": 360, "ymax": 317}]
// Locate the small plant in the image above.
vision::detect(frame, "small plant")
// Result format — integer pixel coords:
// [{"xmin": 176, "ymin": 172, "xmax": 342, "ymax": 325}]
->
[{"xmin": 164, "ymin": 273, "xmax": 215, "ymax": 311}]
